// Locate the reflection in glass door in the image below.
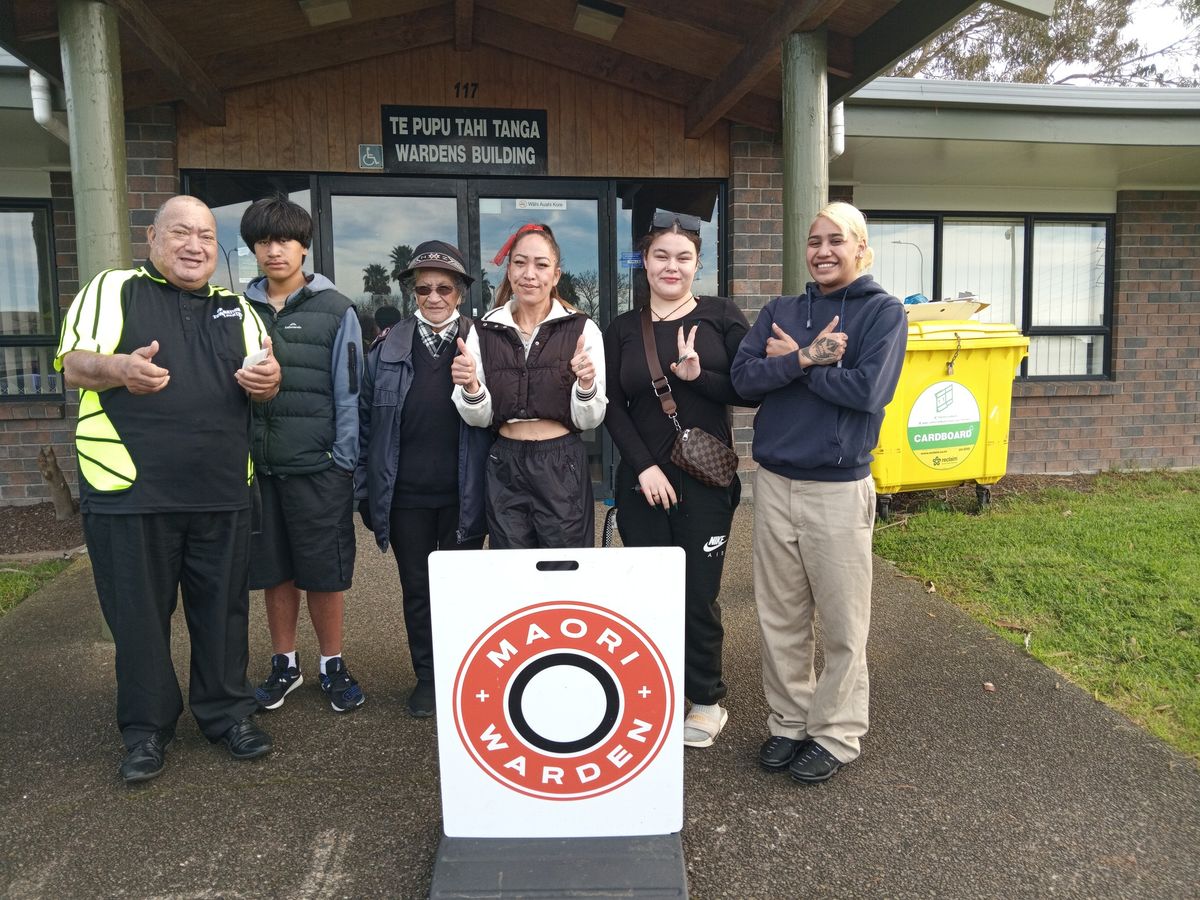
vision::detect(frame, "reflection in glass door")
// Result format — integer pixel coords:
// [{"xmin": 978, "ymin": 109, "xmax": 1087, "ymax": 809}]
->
[
  {"xmin": 326, "ymin": 192, "xmax": 460, "ymax": 325},
  {"xmin": 476, "ymin": 197, "xmax": 600, "ymax": 319}
]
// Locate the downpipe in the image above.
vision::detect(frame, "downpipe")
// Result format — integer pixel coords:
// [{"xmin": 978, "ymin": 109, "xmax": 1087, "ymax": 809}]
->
[{"xmin": 29, "ymin": 70, "xmax": 69, "ymax": 144}]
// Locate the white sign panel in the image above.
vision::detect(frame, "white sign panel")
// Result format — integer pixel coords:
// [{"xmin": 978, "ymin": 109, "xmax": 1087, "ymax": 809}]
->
[
  {"xmin": 515, "ymin": 198, "xmax": 567, "ymax": 211},
  {"xmin": 430, "ymin": 547, "xmax": 684, "ymax": 838}
]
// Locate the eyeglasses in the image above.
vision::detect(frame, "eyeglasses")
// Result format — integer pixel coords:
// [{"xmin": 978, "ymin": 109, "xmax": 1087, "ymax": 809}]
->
[
  {"xmin": 414, "ymin": 284, "xmax": 457, "ymax": 297},
  {"xmin": 650, "ymin": 210, "xmax": 702, "ymax": 233}
]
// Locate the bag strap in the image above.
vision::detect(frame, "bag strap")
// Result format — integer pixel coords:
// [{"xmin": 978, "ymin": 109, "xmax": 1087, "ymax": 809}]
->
[{"xmin": 640, "ymin": 305, "xmax": 681, "ymax": 431}]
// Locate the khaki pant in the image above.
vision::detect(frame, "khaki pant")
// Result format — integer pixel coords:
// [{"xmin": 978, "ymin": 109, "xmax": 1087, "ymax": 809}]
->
[{"xmin": 752, "ymin": 467, "xmax": 875, "ymax": 763}]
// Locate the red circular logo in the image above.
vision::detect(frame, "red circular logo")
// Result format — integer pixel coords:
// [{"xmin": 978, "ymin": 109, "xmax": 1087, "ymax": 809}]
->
[{"xmin": 453, "ymin": 601, "xmax": 674, "ymax": 800}]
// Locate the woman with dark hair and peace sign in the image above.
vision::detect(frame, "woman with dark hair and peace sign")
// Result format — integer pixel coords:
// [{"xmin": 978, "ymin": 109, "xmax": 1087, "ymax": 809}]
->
[
  {"xmin": 452, "ymin": 223, "xmax": 606, "ymax": 549},
  {"xmin": 602, "ymin": 210, "xmax": 756, "ymax": 749}
]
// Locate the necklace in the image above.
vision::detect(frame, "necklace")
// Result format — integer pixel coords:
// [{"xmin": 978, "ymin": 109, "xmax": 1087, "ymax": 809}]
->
[{"xmin": 650, "ymin": 294, "xmax": 695, "ymax": 321}]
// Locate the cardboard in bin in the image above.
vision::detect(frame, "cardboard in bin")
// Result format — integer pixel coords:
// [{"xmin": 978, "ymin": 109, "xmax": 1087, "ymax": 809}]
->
[{"xmin": 905, "ymin": 299, "xmax": 989, "ymax": 322}]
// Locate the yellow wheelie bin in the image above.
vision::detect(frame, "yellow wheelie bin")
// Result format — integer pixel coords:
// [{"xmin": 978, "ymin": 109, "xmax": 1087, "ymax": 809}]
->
[{"xmin": 871, "ymin": 319, "xmax": 1029, "ymax": 519}]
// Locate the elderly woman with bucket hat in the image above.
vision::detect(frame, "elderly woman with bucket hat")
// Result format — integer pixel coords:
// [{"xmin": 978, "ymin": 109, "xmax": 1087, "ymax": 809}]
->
[{"xmin": 355, "ymin": 240, "xmax": 493, "ymax": 718}]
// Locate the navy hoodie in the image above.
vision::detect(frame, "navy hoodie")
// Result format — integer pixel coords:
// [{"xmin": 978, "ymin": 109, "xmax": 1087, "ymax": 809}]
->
[{"xmin": 730, "ymin": 274, "xmax": 907, "ymax": 482}]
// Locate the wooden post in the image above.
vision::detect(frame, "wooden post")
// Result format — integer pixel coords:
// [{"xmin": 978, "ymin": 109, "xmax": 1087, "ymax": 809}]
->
[
  {"xmin": 58, "ymin": 0, "xmax": 132, "ymax": 281},
  {"xmin": 781, "ymin": 29, "xmax": 828, "ymax": 295}
]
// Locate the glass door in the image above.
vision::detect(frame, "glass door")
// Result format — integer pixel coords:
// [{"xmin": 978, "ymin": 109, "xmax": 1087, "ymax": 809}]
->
[
  {"xmin": 317, "ymin": 177, "xmax": 468, "ymax": 333},
  {"xmin": 468, "ymin": 181, "xmax": 613, "ymax": 493}
]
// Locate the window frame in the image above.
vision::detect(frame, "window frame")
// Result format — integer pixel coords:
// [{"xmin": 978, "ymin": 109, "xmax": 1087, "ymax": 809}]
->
[
  {"xmin": 867, "ymin": 210, "xmax": 1115, "ymax": 380},
  {"xmin": 0, "ymin": 197, "xmax": 63, "ymax": 401}
]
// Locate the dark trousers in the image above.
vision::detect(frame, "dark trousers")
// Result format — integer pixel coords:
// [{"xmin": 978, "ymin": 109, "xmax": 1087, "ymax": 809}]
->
[
  {"xmin": 84, "ymin": 510, "xmax": 257, "ymax": 749},
  {"xmin": 389, "ymin": 505, "xmax": 484, "ymax": 682},
  {"xmin": 615, "ymin": 461, "xmax": 741, "ymax": 705},
  {"xmin": 486, "ymin": 433, "xmax": 594, "ymax": 549}
]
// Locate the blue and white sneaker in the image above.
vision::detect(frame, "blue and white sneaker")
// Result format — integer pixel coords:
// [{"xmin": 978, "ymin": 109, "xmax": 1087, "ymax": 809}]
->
[
  {"xmin": 319, "ymin": 657, "xmax": 365, "ymax": 713},
  {"xmin": 255, "ymin": 654, "xmax": 303, "ymax": 710}
]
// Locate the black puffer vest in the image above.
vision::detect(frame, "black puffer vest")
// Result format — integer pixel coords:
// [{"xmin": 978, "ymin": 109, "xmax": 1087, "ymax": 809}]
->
[
  {"xmin": 251, "ymin": 286, "xmax": 355, "ymax": 474},
  {"xmin": 478, "ymin": 312, "xmax": 587, "ymax": 430}
]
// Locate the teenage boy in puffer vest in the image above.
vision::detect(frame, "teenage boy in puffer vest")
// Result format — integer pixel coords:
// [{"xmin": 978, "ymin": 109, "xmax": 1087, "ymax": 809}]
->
[{"xmin": 240, "ymin": 197, "xmax": 366, "ymax": 715}]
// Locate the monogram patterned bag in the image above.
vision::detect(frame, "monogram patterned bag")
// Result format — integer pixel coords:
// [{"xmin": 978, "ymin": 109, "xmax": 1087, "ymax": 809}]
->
[{"xmin": 640, "ymin": 306, "xmax": 738, "ymax": 489}]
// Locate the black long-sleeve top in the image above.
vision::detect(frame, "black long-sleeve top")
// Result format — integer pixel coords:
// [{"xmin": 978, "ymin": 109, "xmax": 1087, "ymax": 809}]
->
[{"xmin": 603, "ymin": 296, "xmax": 757, "ymax": 476}]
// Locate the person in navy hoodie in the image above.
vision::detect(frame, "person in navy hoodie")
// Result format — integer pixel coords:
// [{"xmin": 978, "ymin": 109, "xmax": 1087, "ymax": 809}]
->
[{"xmin": 730, "ymin": 201, "xmax": 907, "ymax": 784}]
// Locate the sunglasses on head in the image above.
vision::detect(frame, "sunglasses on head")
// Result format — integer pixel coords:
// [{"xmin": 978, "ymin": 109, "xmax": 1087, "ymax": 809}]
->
[
  {"xmin": 414, "ymin": 284, "xmax": 456, "ymax": 297},
  {"xmin": 650, "ymin": 210, "xmax": 703, "ymax": 233}
]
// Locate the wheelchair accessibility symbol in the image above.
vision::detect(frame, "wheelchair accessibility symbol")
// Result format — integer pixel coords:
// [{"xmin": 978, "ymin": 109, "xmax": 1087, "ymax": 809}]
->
[{"xmin": 358, "ymin": 144, "xmax": 383, "ymax": 169}]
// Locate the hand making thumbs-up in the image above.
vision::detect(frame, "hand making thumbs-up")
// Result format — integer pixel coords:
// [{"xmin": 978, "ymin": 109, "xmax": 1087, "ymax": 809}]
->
[
  {"xmin": 451, "ymin": 336, "xmax": 481, "ymax": 394},
  {"xmin": 569, "ymin": 333, "xmax": 595, "ymax": 391}
]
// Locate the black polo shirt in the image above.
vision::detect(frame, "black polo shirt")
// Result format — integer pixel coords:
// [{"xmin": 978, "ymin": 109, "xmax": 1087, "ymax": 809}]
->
[{"xmin": 62, "ymin": 262, "xmax": 263, "ymax": 513}]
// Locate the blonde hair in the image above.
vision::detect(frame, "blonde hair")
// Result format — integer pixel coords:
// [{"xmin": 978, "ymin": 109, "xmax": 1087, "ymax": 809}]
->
[{"xmin": 814, "ymin": 201, "xmax": 873, "ymax": 274}]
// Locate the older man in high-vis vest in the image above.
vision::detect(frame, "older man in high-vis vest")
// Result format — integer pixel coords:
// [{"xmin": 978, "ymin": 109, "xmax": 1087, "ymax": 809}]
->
[{"xmin": 56, "ymin": 195, "xmax": 281, "ymax": 784}]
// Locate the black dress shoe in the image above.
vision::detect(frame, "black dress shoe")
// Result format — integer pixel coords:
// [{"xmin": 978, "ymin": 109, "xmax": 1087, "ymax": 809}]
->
[
  {"xmin": 120, "ymin": 730, "xmax": 173, "ymax": 784},
  {"xmin": 759, "ymin": 735, "xmax": 806, "ymax": 771},
  {"xmin": 407, "ymin": 680, "xmax": 436, "ymax": 718},
  {"xmin": 788, "ymin": 740, "xmax": 844, "ymax": 784},
  {"xmin": 220, "ymin": 718, "xmax": 273, "ymax": 760}
]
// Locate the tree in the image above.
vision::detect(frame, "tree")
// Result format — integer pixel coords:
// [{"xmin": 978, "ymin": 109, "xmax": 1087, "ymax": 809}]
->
[
  {"xmin": 362, "ymin": 263, "xmax": 391, "ymax": 302},
  {"xmin": 479, "ymin": 272, "xmax": 495, "ymax": 309},
  {"xmin": 389, "ymin": 244, "xmax": 415, "ymax": 315},
  {"xmin": 893, "ymin": 0, "xmax": 1199, "ymax": 87},
  {"xmin": 570, "ymin": 269, "xmax": 601, "ymax": 320},
  {"xmin": 557, "ymin": 271, "xmax": 581, "ymax": 310}
]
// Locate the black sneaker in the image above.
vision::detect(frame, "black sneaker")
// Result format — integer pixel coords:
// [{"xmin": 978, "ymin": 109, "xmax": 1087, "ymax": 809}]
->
[
  {"xmin": 407, "ymin": 679, "xmax": 435, "ymax": 718},
  {"xmin": 320, "ymin": 657, "xmax": 365, "ymax": 713},
  {"xmin": 255, "ymin": 654, "xmax": 303, "ymax": 710},
  {"xmin": 759, "ymin": 735, "xmax": 805, "ymax": 771},
  {"xmin": 788, "ymin": 740, "xmax": 844, "ymax": 784}
]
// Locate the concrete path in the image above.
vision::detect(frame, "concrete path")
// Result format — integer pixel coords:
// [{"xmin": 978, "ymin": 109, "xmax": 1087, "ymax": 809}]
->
[{"xmin": 1, "ymin": 506, "xmax": 1196, "ymax": 899}]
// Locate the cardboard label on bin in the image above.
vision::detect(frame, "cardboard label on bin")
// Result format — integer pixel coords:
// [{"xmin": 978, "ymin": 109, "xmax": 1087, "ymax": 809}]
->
[
  {"xmin": 430, "ymin": 548, "xmax": 684, "ymax": 838},
  {"xmin": 907, "ymin": 380, "xmax": 981, "ymax": 470}
]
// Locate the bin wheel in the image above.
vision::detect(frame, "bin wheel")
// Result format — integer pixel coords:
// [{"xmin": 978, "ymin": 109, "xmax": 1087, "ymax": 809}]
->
[
  {"xmin": 975, "ymin": 484, "xmax": 991, "ymax": 513},
  {"xmin": 602, "ymin": 505, "xmax": 618, "ymax": 547},
  {"xmin": 877, "ymin": 495, "xmax": 893, "ymax": 522}
]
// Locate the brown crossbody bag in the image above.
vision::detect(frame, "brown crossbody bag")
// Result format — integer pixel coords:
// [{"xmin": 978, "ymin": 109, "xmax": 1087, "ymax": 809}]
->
[{"xmin": 640, "ymin": 305, "xmax": 738, "ymax": 489}]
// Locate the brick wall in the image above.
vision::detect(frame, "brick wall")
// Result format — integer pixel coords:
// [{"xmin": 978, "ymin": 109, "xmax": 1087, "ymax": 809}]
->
[
  {"xmin": 1007, "ymin": 190, "xmax": 1200, "ymax": 473},
  {"xmin": 728, "ymin": 126, "xmax": 785, "ymax": 490},
  {"xmin": 0, "ymin": 105, "xmax": 177, "ymax": 505}
]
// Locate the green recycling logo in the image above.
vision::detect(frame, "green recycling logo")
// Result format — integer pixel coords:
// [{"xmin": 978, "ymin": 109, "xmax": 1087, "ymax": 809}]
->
[{"xmin": 907, "ymin": 380, "xmax": 981, "ymax": 470}]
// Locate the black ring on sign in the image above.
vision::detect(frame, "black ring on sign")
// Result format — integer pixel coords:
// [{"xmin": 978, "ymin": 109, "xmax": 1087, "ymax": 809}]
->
[{"xmin": 507, "ymin": 652, "xmax": 620, "ymax": 754}]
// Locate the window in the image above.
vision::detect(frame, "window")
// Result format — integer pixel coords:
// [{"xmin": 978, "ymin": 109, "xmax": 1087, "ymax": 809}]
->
[
  {"xmin": 0, "ymin": 200, "xmax": 61, "ymax": 400},
  {"xmin": 869, "ymin": 212, "xmax": 1113, "ymax": 378},
  {"xmin": 871, "ymin": 219, "xmax": 934, "ymax": 303}
]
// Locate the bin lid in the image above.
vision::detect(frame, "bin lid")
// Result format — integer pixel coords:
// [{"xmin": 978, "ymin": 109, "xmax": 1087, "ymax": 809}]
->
[
  {"xmin": 906, "ymin": 320, "xmax": 1029, "ymax": 349},
  {"xmin": 905, "ymin": 299, "xmax": 988, "ymax": 322}
]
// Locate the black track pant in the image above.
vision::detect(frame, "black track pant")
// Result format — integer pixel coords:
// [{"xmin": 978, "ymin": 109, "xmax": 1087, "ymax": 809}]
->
[
  {"xmin": 84, "ymin": 510, "xmax": 257, "ymax": 749},
  {"xmin": 486, "ymin": 433, "xmax": 594, "ymax": 549},
  {"xmin": 615, "ymin": 461, "xmax": 741, "ymax": 705},
  {"xmin": 389, "ymin": 505, "xmax": 484, "ymax": 683}
]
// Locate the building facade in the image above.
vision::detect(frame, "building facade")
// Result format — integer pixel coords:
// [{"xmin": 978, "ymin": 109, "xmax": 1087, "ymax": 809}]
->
[{"xmin": 0, "ymin": 5, "xmax": 1196, "ymax": 505}]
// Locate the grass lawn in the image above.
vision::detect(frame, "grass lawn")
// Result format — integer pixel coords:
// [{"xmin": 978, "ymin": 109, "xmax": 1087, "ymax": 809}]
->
[
  {"xmin": 0, "ymin": 559, "xmax": 73, "ymax": 619},
  {"xmin": 873, "ymin": 470, "xmax": 1200, "ymax": 761}
]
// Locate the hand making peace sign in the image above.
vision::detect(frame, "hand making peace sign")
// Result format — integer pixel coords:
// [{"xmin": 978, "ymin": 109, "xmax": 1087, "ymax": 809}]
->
[{"xmin": 669, "ymin": 324, "xmax": 700, "ymax": 382}]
